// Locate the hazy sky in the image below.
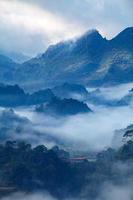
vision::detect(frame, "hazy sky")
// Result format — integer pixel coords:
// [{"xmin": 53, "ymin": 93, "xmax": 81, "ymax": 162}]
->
[{"xmin": 0, "ymin": 0, "xmax": 133, "ymax": 56}]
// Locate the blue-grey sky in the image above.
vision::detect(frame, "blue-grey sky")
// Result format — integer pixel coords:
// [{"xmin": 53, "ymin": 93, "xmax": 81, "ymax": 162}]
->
[{"xmin": 0, "ymin": 0, "xmax": 132, "ymax": 56}]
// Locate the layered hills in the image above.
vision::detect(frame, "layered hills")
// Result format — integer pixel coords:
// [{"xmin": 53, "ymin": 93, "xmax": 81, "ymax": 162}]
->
[{"xmin": 0, "ymin": 27, "xmax": 133, "ymax": 89}]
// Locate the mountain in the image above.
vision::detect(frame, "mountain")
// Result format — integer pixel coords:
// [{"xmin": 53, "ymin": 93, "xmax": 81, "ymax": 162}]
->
[
  {"xmin": 5, "ymin": 52, "xmax": 30, "ymax": 63},
  {"xmin": 0, "ymin": 83, "xmax": 25, "ymax": 95},
  {"xmin": 112, "ymin": 123, "xmax": 133, "ymax": 149},
  {"xmin": 0, "ymin": 28, "xmax": 133, "ymax": 89},
  {"xmin": 0, "ymin": 84, "xmax": 27, "ymax": 106},
  {"xmin": 0, "ymin": 109, "xmax": 70, "ymax": 147},
  {"xmin": 117, "ymin": 88, "xmax": 133, "ymax": 106},
  {"xmin": 51, "ymin": 83, "xmax": 116, "ymax": 106},
  {"xmin": 51, "ymin": 83, "xmax": 89, "ymax": 101},
  {"xmin": 15, "ymin": 27, "xmax": 133, "ymax": 89},
  {"xmin": 0, "ymin": 83, "xmax": 93, "ymax": 116},
  {"xmin": 36, "ymin": 97, "xmax": 92, "ymax": 116},
  {"xmin": 0, "ymin": 84, "xmax": 55, "ymax": 107},
  {"xmin": 29, "ymin": 89, "xmax": 55, "ymax": 105},
  {"xmin": 17, "ymin": 30, "xmax": 107, "ymax": 88},
  {"xmin": 0, "ymin": 55, "xmax": 16, "ymax": 68},
  {"xmin": 0, "ymin": 83, "xmax": 92, "ymax": 115},
  {"xmin": 0, "ymin": 55, "xmax": 18, "ymax": 83},
  {"xmin": 0, "ymin": 49, "xmax": 30, "ymax": 63},
  {"xmin": 0, "ymin": 109, "xmax": 31, "ymax": 142},
  {"xmin": 110, "ymin": 27, "xmax": 133, "ymax": 51},
  {"xmin": 91, "ymin": 27, "xmax": 133, "ymax": 85}
]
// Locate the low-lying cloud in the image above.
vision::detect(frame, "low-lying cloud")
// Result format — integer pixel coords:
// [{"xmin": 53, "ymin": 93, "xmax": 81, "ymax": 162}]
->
[
  {"xmin": 0, "ymin": 83, "xmax": 132, "ymax": 152},
  {"xmin": 97, "ymin": 183, "xmax": 133, "ymax": 200},
  {"xmin": 14, "ymin": 104, "xmax": 133, "ymax": 152},
  {"xmin": 14, "ymin": 83, "xmax": 133, "ymax": 151},
  {"xmin": 1, "ymin": 192, "xmax": 57, "ymax": 200}
]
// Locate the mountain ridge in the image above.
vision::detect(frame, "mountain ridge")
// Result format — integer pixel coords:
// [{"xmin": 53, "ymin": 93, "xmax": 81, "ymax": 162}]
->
[{"xmin": 0, "ymin": 27, "xmax": 133, "ymax": 90}]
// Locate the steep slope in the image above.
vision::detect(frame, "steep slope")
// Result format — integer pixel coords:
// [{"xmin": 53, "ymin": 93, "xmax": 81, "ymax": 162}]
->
[
  {"xmin": 91, "ymin": 27, "xmax": 133, "ymax": 85},
  {"xmin": 112, "ymin": 123, "xmax": 133, "ymax": 149},
  {"xmin": 19, "ymin": 27, "xmax": 133, "ymax": 88},
  {"xmin": 117, "ymin": 87, "xmax": 133, "ymax": 106},
  {"xmin": 0, "ymin": 28, "xmax": 133, "ymax": 89},
  {"xmin": 0, "ymin": 84, "xmax": 27, "ymax": 107},
  {"xmin": 110, "ymin": 27, "xmax": 133, "ymax": 51},
  {"xmin": 0, "ymin": 55, "xmax": 18, "ymax": 82},
  {"xmin": 0, "ymin": 49, "xmax": 30, "ymax": 63},
  {"xmin": 51, "ymin": 83, "xmax": 89, "ymax": 100},
  {"xmin": 0, "ymin": 84, "xmax": 55, "ymax": 107},
  {"xmin": 17, "ymin": 30, "xmax": 107, "ymax": 88},
  {"xmin": 0, "ymin": 109, "xmax": 30, "ymax": 141},
  {"xmin": 36, "ymin": 97, "xmax": 92, "ymax": 116}
]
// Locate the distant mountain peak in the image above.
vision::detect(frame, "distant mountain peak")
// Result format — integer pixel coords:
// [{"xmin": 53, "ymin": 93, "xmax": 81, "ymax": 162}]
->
[
  {"xmin": 113, "ymin": 27, "xmax": 133, "ymax": 39},
  {"xmin": 82, "ymin": 29, "xmax": 101, "ymax": 37},
  {"xmin": 120, "ymin": 27, "xmax": 133, "ymax": 34},
  {"xmin": 110, "ymin": 26, "xmax": 133, "ymax": 50},
  {"xmin": 0, "ymin": 54, "xmax": 17, "ymax": 69},
  {"xmin": 43, "ymin": 29, "xmax": 103, "ymax": 57},
  {"xmin": 77, "ymin": 29, "xmax": 104, "ymax": 43},
  {"xmin": 1, "ymin": 27, "xmax": 133, "ymax": 88},
  {"xmin": 0, "ymin": 54, "xmax": 14, "ymax": 63}
]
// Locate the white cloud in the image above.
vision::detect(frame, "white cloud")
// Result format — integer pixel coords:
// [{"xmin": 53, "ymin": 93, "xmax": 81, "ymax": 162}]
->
[
  {"xmin": 0, "ymin": 0, "xmax": 132, "ymax": 56},
  {"xmin": 98, "ymin": 183, "xmax": 133, "ymax": 200},
  {"xmin": 1, "ymin": 192, "xmax": 57, "ymax": 200},
  {"xmin": 0, "ymin": 0, "xmax": 84, "ymax": 56},
  {"xmin": 15, "ymin": 104, "xmax": 133, "ymax": 152}
]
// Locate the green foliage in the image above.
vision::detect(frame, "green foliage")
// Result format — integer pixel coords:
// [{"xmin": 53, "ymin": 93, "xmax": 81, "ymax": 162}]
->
[
  {"xmin": 117, "ymin": 140, "xmax": 133, "ymax": 160},
  {"xmin": 0, "ymin": 140, "xmax": 133, "ymax": 199}
]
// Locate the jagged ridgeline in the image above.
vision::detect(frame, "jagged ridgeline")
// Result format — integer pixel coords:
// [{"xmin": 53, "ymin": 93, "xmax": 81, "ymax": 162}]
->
[
  {"xmin": 0, "ymin": 26, "xmax": 133, "ymax": 200},
  {"xmin": 0, "ymin": 28, "xmax": 133, "ymax": 90},
  {"xmin": 0, "ymin": 83, "xmax": 92, "ymax": 115}
]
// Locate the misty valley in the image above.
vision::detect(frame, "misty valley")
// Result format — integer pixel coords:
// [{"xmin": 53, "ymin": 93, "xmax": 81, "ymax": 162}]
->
[
  {"xmin": 0, "ymin": 7, "xmax": 133, "ymax": 198},
  {"xmin": 0, "ymin": 80, "xmax": 133, "ymax": 200}
]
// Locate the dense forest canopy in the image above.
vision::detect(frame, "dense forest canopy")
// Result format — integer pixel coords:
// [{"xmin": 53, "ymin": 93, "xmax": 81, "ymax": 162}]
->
[{"xmin": 0, "ymin": 140, "xmax": 133, "ymax": 199}]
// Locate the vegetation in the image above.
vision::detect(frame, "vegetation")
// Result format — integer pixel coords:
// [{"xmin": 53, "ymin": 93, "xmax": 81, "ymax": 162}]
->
[
  {"xmin": 36, "ymin": 97, "xmax": 92, "ymax": 116},
  {"xmin": 0, "ymin": 140, "xmax": 133, "ymax": 199}
]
